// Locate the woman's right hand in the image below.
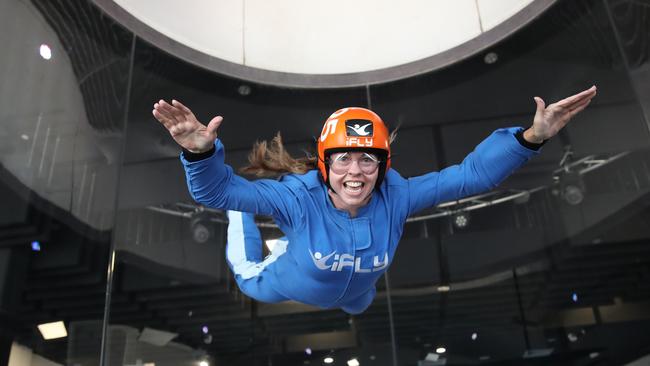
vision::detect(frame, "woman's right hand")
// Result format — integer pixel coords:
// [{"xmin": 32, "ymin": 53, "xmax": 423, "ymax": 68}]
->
[{"xmin": 152, "ymin": 99, "xmax": 223, "ymax": 153}]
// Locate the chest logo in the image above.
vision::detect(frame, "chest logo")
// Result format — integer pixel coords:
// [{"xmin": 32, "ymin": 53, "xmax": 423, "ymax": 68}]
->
[{"xmin": 309, "ymin": 249, "xmax": 388, "ymax": 273}]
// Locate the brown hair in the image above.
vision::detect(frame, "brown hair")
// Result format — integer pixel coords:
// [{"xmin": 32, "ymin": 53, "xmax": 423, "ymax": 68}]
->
[
  {"xmin": 240, "ymin": 129, "xmax": 399, "ymax": 178},
  {"xmin": 240, "ymin": 133, "xmax": 317, "ymax": 177}
]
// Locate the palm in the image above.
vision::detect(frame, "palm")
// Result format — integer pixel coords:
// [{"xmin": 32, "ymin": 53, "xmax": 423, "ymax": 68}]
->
[
  {"xmin": 152, "ymin": 99, "xmax": 223, "ymax": 153},
  {"xmin": 531, "ymin": 86, "xmax": 597, "ymax": 140}
]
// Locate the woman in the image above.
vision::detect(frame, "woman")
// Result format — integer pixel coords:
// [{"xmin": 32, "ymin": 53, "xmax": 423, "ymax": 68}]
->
[{"xmin": 152, "ymin": 86, "xmax": 596, "ymax": 314}]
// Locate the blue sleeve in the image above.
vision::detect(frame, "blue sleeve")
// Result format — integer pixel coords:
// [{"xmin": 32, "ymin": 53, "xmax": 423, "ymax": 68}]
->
[
  {"xmin": 407, "ymin": 127, "xmax": 540, "ymax": 215},
  {"xmin": 181, "ymin": 139, "xmax": 305, "ymax": 230}
]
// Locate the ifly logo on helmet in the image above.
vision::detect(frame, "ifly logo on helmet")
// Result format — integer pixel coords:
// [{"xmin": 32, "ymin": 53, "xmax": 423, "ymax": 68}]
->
[
  {"xmin": 309, "ymin": 249, "xmax": 388, "ymax": 273},
  {"xmin": 345, "ymin": 119, "xmax": 373, "ymax": 137},
  {"xmin": 344, "ymin": 119, "xmax": 374, "ymax": 148}
]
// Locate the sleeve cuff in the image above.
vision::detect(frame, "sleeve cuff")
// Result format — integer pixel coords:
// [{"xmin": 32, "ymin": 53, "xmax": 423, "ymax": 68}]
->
[
  {"xmin": 515, "ymin": 128, "xmax": 546, "ymax": 151},
  {"xmin": 182, "ymin": 145, "xmax": 216, "ymax": 162}
]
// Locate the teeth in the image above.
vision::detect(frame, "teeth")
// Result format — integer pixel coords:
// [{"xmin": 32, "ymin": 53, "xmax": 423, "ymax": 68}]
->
[{"xmin": 345, "ymin": 182, "xmax": 362, "ymax": 188}]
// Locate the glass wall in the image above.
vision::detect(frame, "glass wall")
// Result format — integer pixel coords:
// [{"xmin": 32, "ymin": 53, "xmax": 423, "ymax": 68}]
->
[
  {"xmin": 1, "ymin": 0, "xmax": 649, "ymax": 365},
  {"xmin": 0, "ymin": 0, "xmax": 132, "ymax": 364}
]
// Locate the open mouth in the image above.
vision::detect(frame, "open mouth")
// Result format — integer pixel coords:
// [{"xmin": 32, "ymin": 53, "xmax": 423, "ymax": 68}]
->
[{"xmin": 343, "ymin": 181, "xmax": 364, "ymax": 193}]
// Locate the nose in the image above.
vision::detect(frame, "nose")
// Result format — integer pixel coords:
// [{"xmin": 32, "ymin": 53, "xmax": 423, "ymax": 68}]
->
[{"xmin": 346, "ymin": 159, "xmax": 362, "ymax": 174}]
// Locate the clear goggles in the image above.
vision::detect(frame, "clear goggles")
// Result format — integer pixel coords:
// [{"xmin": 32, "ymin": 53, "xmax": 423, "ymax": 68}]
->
[{"xmin": 328, "ymin": 152, "xmax": 382, "ymax": 175}]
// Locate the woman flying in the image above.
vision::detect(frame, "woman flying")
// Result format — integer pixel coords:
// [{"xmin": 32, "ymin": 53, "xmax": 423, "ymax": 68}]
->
[{"xmin": 152, "ymin": 86, "xmax": 596, "ymax": 314}]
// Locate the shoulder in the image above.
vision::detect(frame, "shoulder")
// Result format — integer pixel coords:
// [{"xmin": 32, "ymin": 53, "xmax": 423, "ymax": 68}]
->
[
  {"xmin": 383, "ymin": 168, "xmax": 408, "ymax": 187},
  {"xmin": 279, "ymin": 170, "xmax": 323, "ymax": 191}
]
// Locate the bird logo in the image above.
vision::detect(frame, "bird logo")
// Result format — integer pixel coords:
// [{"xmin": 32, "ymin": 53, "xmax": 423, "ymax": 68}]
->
[{"xmin": 345, "ymin": 120, "xmax": 374, "ymax": 137}]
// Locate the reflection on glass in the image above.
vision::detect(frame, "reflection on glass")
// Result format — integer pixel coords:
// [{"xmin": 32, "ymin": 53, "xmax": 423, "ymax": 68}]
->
[{"xmin": 1, "ymin": 0, "xmax": 131, "ymax": 364}]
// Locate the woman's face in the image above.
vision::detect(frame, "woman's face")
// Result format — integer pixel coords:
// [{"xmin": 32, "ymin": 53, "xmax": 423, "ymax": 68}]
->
[{"xmin": 327, "ymin": 151, "xmax": 380, "ymax": 216}]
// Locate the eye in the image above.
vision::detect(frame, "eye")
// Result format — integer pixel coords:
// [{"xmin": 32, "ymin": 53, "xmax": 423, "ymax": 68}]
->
[
  {"xmin": 362, "ymin": 153, "xmax": 379, "ymax": 162},
  {"xmin": 333, "ymin": 153, "xmax": 350, "ymax": 162}
]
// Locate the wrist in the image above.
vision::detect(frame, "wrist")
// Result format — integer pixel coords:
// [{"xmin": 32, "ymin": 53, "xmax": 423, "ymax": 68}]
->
[
  {"xmin": 183, "ymin": 145, "xmax": 216, "ymax": 162},
  {"xmin": 523, "ymin": 128, "xmax": 545, "ymax": 144}
]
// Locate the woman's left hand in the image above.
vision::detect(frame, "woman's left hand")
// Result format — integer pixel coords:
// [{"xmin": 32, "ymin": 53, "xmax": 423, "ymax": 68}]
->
[{"xmin": 524, "ymin": 85, "xmax": 597, "ymax": 143}]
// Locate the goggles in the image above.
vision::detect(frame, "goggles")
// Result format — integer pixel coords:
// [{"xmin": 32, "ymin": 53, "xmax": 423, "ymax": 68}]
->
[{"xmin": 328, "ymin": 152, "xmax": 381, "ymax": 175}]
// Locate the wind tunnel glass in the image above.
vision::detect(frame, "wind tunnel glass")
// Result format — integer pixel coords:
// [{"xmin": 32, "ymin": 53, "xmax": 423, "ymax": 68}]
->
[{"xmin": 329, "ymin": 152, "xmax": 381, "ymax": 175}]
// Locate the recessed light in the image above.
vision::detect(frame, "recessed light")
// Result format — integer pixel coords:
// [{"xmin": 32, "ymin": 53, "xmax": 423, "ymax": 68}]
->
[
  {"xmin": 436, "ymin": 347, "xmax": 446, "ymax": 354},
  {"xmin": 471, "ymin": 332, "xmax": 478, "ymax": 340},
  {"xmin": 347, "ymin": 358, "xmax": 360, "ymax": 366},
  {"xmin": 21, "ymin": 134, "xmax": 29, "ymax": 140},
  {"xmin": 324, "ymin": 357, "xmax": 334, "ymax": 364},
  {"xmin": 37, "ymin": 321, "xmax": 67, "ymax": 339},
  {"xmin": 237, "ymin": 84, "xmax": 252, "ymax": 96},
  {"xmin": 484, "ymin": 52, "xmax": 498, "ymax": 64},
  {"xmin": 39, "ymin": 44, "xmax": 52, "ymax": 60}
]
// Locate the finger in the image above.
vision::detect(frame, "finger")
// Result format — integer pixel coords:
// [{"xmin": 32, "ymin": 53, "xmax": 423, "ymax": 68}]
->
[
  {"xmin": 206, "ymin": 116, "xmax": 223, "ymax": 136},
  {"xmin": 165, "ymin": 99, "xmax": 188, "ymax": 122},
  {"xmin": 555, "ymin": 86, "xmax": 597, "ymax": 108},
  {"xmin": 568, "ymin": 98, "xmax": 592, "ymax": 119},
  {"xmin": 158, "ymin": 100, "xmax": 183, "ymax": 122},
  {"xmin": 172, "ymin": 99, "xmax": 194, "ymax": 116},
  {"xmin": 534, "ymin": 96, "xmax": 546, "ymax": 115},
  {"xmin": 154, "ymin": 102, "xmax": 179, "ymax": 125},
  {"xmin": 152, "ymin": 107, "xmax": 175, "ymax": 128}
]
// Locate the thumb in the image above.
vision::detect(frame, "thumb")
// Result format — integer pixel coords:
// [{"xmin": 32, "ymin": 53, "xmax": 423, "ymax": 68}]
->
[
  {"xmin": 206, "ymin": 116, "xmax": 223, "ymax": 137},
  {"xmin": 534, "ymin": 97, "xmax": 546, "ymax": 114}
]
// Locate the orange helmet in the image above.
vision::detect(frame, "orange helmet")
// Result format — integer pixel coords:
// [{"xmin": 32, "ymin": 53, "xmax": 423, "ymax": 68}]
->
[{"xmin": 317, "ymin": 107, "xmax": 391, "ymax": 188}]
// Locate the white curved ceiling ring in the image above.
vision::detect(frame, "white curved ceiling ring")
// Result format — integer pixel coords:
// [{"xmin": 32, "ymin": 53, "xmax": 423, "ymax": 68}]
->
[{"xmin": 94, "ymin": 0, "xmax": 556, "ymax": 88}]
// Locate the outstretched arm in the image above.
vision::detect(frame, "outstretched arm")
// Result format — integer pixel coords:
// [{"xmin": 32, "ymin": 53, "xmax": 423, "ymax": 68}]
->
[
  {"xmin": 152, "ymin": 100, "xmax": 306, "ymax": 229},
  {"xmin": 407, "ymin": 86, "xmax": 597, "ymax": 214}
]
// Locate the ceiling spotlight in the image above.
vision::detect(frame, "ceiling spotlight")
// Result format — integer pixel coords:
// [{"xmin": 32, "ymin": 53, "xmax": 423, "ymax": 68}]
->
[
  {"xmin": 483, "ymin": 52, "xmax": 498, "ymax": 64},
  {"xmin": 589, "ymin": 352, "xmax": 600, "ymax": 359},
  {"xmin": 305, "ymin": 347, "xmax": 312, "ymax": 355},
  {"xmin": 571, "ymin": 293, "xmax": 578, "ymax": 303},
  {"xmin": 37, "ymin": 321, "xmax": 67, "ymax": 340},
  {"xmin": 436, "ymin": 347, "xmax": 446, "ymax": 354},
  {"xmin": 199, "ymin": 361, "xmax": 209, "ymax": 366},
  {"xmin": 21, "ymin": 134, "xmax": 30, "ymax": 141},
  {"xmin": 324, "ymin": 357, "xmax": 334, "ymax": 364},
  {"xmin": 201, "ymin": 326, "xmax": 209, "ymax": 334},
  {"xmin": 190, "ymin": 211, "xmax": 214, "ymax": 244},
  {"xmin": 452, "ymin": 211, "xmax": 470, "ymax": 229},
  {"xmin": 237, "ymin": 84, "xmax": 252, "ymax": 96},
  {"xmin": 563, "ymin": 184, "xmax": 584, "ymax": 205},
  {"xmin": 39, "ymin": 44, "xmax": 52, "ymax": 60},
  {"xmin": 347, "ymin": 358, "xmax": 360, "ymax": 366},
  {"xmin": 471, "ymin": 332, "xmax": 478, "ymax": 340},
  {"xmin": 555, "ymin": 170, "xmax": 585, "ymax": 206}
]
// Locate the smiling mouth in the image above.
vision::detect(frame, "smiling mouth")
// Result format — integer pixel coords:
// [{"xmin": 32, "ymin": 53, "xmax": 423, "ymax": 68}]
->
[{"xmin": 344, "ymin": 181, "xmax": 364, "ymax": 193}]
